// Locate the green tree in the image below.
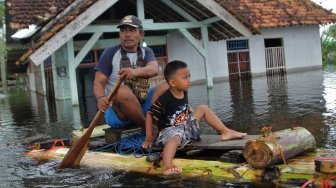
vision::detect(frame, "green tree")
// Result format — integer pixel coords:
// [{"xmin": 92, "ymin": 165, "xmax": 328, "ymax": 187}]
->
[
  {"xmin": 1, "ymin": 0, "xmax": 7, "ymax": 91},
  {"xmin": 0, "ymin": 1, "xmax": 4, "ymax": 26},
  {"xmin": 321, "ymin": 24, "xmax": 336, "ymax": 64}
]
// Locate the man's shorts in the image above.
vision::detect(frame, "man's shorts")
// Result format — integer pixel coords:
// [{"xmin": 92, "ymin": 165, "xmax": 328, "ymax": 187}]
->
[{"xmin": 104, "ymin": 87, "xmax": 156, "ymax": 129}]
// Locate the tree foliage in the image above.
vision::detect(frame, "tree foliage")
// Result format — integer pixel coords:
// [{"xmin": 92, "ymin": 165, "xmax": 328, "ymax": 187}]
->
[
  {"xmin": 0, "ymin": 1, "xmax": 4, "ymax": 26},
  {"xmin": 321, "ymin": 24, "xmax": 336, "ymax": 64}
]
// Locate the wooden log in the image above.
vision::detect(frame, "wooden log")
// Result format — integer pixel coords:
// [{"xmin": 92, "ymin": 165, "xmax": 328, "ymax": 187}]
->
[
  {"xmin": 315, "ymin": 158, "xmax": 336, "ymax": 173},
  {"xmin": 72, "ymin": 125, "xmax": 110, "ymax": 139},
  {"xmin": 26, "ymin": 147, "xmax": 336, "ymax": 186},
  {"xmin": 243, "ymin": 127, "xmax": 316, "ymax": 168}
]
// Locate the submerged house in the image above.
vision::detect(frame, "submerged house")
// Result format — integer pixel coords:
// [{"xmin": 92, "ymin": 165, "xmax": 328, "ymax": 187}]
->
[{"xmin": 6, "ymin": 0, "xmax": 336, "ymax": 105}]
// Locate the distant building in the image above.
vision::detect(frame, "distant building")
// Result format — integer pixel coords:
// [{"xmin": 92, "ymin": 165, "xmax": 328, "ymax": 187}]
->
[{"xmin": 5, "ymin": 0, "xmax": 336, "ymax": 105}]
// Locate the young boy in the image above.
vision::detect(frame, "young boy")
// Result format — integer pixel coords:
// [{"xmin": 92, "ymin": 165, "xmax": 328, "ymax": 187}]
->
[{"xmin": 142, "ymin": 60, "xmax": 247, "ymax": 175}]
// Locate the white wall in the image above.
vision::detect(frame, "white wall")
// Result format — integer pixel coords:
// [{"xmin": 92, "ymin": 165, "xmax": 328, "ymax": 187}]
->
[
  {"xmin": 250, "ymin": 25, "xmax": 322, "ymax": 74},
  {"xmin": 166, "ymin": 31, "xmax": 229, "ymax": 82},
  {"xmin": 167, "ymin": 25, "xmax": 322, "ymax": 82},
  {"xmin": 249, "ymin": 34, "xmax": 266, "ymax": 75},
  {"xmin": 166, "ymin": 31, "xmax": 205, "ymax": 81},
  {"xmin": 283, "ymin": 25, "xmax": 322, "ymax": 69}
]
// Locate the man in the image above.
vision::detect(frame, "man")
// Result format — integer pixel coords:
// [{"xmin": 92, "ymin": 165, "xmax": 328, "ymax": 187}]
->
[{"xmin": 94, "ymin": 15, "xmax": 168, "ymax": 129}]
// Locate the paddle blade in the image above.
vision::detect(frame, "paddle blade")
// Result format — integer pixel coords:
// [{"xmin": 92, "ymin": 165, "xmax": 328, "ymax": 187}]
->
[
  {"xmin": 58, "ymin": 112, "xmax": 102, "ymax": 169},
  {"xmin": 58, "ymin": 77, "xmax": 124, "ymax": 169},
  {"xmin": 58, "ymin": 138, "xmax": 89, "ymax": 168}
]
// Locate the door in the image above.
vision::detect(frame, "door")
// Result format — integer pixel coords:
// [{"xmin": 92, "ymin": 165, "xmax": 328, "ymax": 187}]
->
[
  {"xmin": 264, "ymin": 38, "xmax": 286, "ymax": 75},
  {"xmin": 227, "ymin": 40, "xmax": 251, "ymax": 80}
]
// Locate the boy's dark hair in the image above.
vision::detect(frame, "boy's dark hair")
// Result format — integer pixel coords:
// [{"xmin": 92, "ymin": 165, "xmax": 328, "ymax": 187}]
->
[{"xmin": 164, "ymin": 60, "xmax": 188, "ymax": 82}]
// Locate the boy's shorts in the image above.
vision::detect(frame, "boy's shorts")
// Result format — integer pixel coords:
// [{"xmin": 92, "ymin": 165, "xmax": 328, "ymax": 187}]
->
[
  {"xmin": 155, "ymin": 114, "xmax": 201, "ymax": 148},
  {"xmin": 104, "ymin": 87, "xmax": 156, "ymax": 129}
]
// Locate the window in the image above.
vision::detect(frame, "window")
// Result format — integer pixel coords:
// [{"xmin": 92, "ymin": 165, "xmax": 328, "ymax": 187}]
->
[
  {"xmin": 227, "ymin": 40, "xmax": 249, "ymax": 51},
  {"xmin": 150, "ymin": 45, "xmax": 166, "ymax": 57},
  {"xmin": 264, "ymin": 38, "xmax": 283, "ymax": 48},
  {"xmin": 226, "ymin": 40, "xmax": 251, "ymax": 80}
]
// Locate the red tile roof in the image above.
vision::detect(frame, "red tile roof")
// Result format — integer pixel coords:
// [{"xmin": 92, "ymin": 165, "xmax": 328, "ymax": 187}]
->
[
  {"xmin": 7, "ymin": 0, "xmax": 336, "ymax": 65},
  {"xmin": 216, "ymin": 0, "xmax": 336, "ymax": 32},
  {"xmin": 6, "ymin": 0, "xmax": 75, "ymax": 29},
  {"xmin": 8, "ymin": 0, "xmax": 98, "ymax": 65}
]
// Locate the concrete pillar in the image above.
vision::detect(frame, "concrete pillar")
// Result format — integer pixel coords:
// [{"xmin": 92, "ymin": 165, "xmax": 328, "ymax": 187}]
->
[
  {"xmin": 137, "ymin": 0, "xmax": 145, "ymax": 19},
  {"xmin": 51, "ymin": 44, "xmax": 72, "ymax": 100},
  {"xmin": 27, "ymin": 64, "xmax": 36, "ymax": 92},
  {"xmin": 67, "ymin": 39, "xmax": 79, "ymax": 105},
  {"xmin": 49, "ymin": 42, "xmax": 79, "ymax": 104},
  {"xmin": 27, "ymin": 62, "xmax": 47, "ymax": 95},
  {"xmin": 40, "ymin": 62, "xmax": 46, "ymax": 95},
  {"xmin": 201, "ymin": 25, "xmax": 213, "ymax": 88}
]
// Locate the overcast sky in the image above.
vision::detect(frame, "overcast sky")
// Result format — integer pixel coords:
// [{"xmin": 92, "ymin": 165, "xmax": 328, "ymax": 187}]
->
[
  {"xmin": 311, "ymin": 0, "xmax": 336, "ymax": 32},
  {"xmin": 312, "ymin": 0, "xmax": 336, "ymax": 13}
]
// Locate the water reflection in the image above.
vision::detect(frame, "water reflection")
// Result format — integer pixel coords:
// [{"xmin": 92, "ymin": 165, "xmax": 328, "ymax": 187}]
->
[
  {"xmin": 189, "ymin": 68, "xmax": 334, "ymax": 148},
  {"xmin": 265, "ymin": 71, "xmax": 290, "ymax": 130},
  {"xmin": 78, "ymin": 95, "xmax": 103, "ymax": 128},
  {"xmin": 1, "ymin": 68, "xmax": 333, "ymax": 147},
  {"xmin": 0, "ymin": 67, "xmax": 336, "ymax": 187},
  {"xmin": 228, "ymin": 78, "xmax": 256, "ymax": 133},
  {"xmin": 321, "ymin": 65, "xmax": 336, "ymax": 148}
]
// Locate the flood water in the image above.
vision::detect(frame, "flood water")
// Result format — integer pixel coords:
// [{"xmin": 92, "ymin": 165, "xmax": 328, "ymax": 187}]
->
[{"xmin": 0, "ymin": 66, "xmax": 335, "ymax": 187}]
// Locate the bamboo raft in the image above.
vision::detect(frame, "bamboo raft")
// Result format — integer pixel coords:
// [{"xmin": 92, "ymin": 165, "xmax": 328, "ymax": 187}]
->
[{"xmin": 26, "ymin": 126, "xmax": 336, "ymax": 187}]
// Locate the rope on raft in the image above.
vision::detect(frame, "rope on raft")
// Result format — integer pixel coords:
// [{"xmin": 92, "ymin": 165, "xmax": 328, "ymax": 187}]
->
[{"xmin": 91, "ymin": 132, "xmax": 158, "ymax": 158}]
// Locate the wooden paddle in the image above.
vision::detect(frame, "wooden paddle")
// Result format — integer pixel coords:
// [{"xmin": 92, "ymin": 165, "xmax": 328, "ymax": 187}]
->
[{"xmin": 59, "ymin": 77, "xmax": 124, "ymax": 169}]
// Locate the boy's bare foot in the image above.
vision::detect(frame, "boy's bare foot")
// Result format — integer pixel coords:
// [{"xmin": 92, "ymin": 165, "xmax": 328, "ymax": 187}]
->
[
  {"xmin": 221, "ymin": 130, "xmax": 247, "ymax": 141},
  {"xmin": 163, "ymin": 167, "xmax": 183, "ymax": 175}
]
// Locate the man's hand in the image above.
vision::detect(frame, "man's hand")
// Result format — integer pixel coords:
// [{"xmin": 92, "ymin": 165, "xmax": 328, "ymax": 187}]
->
[
  {"xmin": 97, "ymin": 96, "xmax": 109, "ymax": 112},
  {"xmin": 119, "ymin": 68, "xmax": 137, "ymax": 80},
  {"xmin": 142, "ymin": 137, "xmax": 153, "ymax": 148}
]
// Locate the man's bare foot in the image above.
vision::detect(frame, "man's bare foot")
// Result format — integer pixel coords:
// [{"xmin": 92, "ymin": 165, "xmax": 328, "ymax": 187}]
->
[
  {"xmin": 221, "ymin": 129, "xmax": 247, "ymax": 141},
  {"xmin": 163, "ymin": 167, "xmax": 183, "ymax": 175}
]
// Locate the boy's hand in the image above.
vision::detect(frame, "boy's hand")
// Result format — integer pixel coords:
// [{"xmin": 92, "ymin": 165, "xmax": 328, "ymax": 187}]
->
[{"xmin": 142, "ymin": 137, "xmax": 153, "ymax": 148}]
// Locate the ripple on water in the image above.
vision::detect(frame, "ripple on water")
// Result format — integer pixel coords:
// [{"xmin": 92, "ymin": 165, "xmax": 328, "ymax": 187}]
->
[{"xmin": 0, "ymin": 68, "xmax": 336, "ymax": 187}]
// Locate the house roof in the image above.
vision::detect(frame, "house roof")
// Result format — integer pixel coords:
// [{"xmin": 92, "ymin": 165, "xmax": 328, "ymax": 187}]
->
[
  {"xmin": 215, "ymin": 0, "xmax": 336, "ymax": 31},
  {"xmin": 144, "ymin": 0, "xmax": 246, "ymax": 40},
  {"xmin": 6, "ymin": 0, "xmax": 75, "ymax": 29},
  {"xmin": 6, "ymin": 0, "xmax": 336, "ymax": 66},
  {"xmin": 7, "ymin": 0, "xmax": 98, "ymax": 65},
  {"xmin": 8, "ymin": 0, "xmax": 336, "ymax": 31}
]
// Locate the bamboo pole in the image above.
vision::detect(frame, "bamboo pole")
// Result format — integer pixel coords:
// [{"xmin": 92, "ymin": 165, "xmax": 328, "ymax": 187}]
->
[{"xmin": 243, "ymin": 127, "xmax": 316, "ymax": 168}]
